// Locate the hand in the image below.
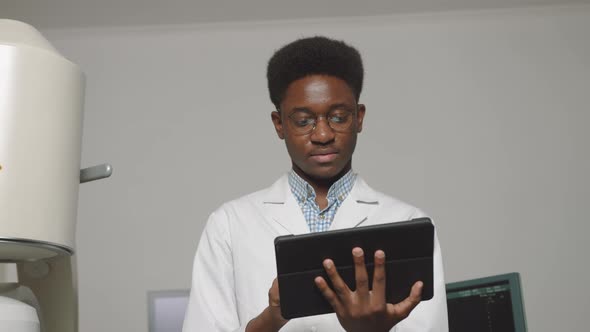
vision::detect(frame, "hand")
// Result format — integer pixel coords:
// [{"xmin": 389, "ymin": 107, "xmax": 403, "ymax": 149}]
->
[
  {"xmin": 246, "ymin": 278, "xmax": 288, "ymax": 332},
  {"xmin": 314, "ymin": 248, "xmax": 423, "ymax": 332}
]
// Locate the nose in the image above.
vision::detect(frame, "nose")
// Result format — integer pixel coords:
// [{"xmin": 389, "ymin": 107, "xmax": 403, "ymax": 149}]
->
[{"xmin": 310, "ymin": 116, "xmax": 335, "ymax": 144}]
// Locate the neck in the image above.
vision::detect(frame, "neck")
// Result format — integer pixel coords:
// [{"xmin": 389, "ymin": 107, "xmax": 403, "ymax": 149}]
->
[{"xmin": 292, "ymin": 163, "xmax": 352, "ymax": 198}]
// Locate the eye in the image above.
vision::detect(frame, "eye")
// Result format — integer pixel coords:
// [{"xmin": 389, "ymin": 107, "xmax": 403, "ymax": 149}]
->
[
  {"xmin": 290, "ymin": 113, "xmax": 315, "ymax": 127},
  {"xmin": 293, "ymin": 118, "xmax": 313, "ymax": 127},
  {"xmin": 328, "ymin": 111, "xmax": 350, "ymax": 124}
]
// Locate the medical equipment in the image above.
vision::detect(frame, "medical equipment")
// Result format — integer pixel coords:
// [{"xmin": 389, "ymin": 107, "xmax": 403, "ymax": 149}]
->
[{"xmin": 0, "ymin": 19, "xmax": 111, "ymax": 332}]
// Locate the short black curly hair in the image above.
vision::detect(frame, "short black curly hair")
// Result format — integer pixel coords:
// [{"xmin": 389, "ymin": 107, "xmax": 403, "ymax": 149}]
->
[{"xmin": 266, "ymin": 36, "xmax": 364, "ymax": 109}]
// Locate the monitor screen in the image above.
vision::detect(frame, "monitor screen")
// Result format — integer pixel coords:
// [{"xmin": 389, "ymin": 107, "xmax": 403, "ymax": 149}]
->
[
  {"xmin": 148, "ymin": 290, "xmax": 190, "ymax": 332},
  {"xmin": 446, "ymin": 273, "xmax": 527, "ymax": 332}
]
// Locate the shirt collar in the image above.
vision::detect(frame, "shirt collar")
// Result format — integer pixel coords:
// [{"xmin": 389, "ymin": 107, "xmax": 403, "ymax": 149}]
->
[{"xmin": 288, "ymin": 169, "xmax": 357, "ymax": 204}]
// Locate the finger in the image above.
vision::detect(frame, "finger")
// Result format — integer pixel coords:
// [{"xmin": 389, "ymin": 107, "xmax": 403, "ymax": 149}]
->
[
  {"xmin": 352, "ymin": 247, "xmax": 370, "ymax": 301},
  {"xmin": 268, "ymin": 278, "xmax": 281, "ymax": 307},
  {"xmin": 315, "ymin": 276, "xmax": 343, "ymax": 312},
  {"xmin": 268, "ymin": 279, "xmax": 289, "ymax": 326},
  {"xmin": 372, "ymin": 250, "xmax": 387, "ymax": 304},
  {"xmin": 323, "ymin": 259, "xmax": 350, "ymax": 299},
  {"xmin": 390, "ymin": 281, "xmax": 423, "ymax": 320}
]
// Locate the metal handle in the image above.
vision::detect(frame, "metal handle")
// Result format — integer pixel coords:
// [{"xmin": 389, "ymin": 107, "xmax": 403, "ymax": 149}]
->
[{"xmin": 79, "ymin": 163, "xmax": 112, "ymax": 183}]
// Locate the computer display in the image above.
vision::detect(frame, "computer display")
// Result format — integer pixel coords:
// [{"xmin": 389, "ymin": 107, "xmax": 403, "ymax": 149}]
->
[
  {"xmin": 148, "ymin": 290, "xmax": 190, "ymax": 332},
  {"xmin": 446, "ymin": 272, "xmax": 527, "ymax": 332}
]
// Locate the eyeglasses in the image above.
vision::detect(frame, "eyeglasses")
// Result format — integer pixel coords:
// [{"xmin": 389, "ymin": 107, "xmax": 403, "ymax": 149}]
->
[{"xmin": 280, "ymin": 108, "xmax": 357, "ymax": 136}]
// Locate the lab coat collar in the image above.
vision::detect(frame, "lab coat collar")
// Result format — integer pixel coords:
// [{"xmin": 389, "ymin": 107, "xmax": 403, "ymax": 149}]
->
[{"xmin": 261, "ymin": 174, "xmax": 380, "ymax": 235}]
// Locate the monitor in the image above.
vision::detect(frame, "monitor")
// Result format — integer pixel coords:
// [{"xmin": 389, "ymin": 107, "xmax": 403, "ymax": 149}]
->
[
  {"xmin": 446, "ymin": 272, "xmax": 527, "ymax": 332},
  {"xmin": 148, "ymin": 290, "xmax": 190, "ymax": 332}
]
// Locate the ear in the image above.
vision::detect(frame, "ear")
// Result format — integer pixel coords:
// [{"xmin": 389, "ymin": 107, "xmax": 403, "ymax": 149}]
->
[
  {"xmin": 271, "ymin": 110, "xmax": 285, "ymax": 139},
  {"xmin": 356, "ymin": 104, "xmax": 366, "ymax": 133}
]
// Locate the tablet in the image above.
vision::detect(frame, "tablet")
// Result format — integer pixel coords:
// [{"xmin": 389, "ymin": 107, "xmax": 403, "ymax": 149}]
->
[{"xmin": 274, "ymin": 217, "xmax": 434, "ymax": 319}]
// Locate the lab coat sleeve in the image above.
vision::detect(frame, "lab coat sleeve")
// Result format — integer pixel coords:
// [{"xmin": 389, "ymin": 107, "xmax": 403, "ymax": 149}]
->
[
  {"xmin": 183, "ymin": 207, "xmax": 248, "ymax": 332},
  {"xmin": 394, "ymin": 208, "xmax": 449, "ymax": 332}
]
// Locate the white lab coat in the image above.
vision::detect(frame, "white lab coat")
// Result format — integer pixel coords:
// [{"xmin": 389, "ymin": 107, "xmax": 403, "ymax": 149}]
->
[{"xmin": 183, "ymin": 175, "xmax": 448, "ymax": 332}]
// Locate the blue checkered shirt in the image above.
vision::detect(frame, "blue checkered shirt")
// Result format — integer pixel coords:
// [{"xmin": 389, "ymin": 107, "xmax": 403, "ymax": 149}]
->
[{"xmin": 288, "ymin": 170, "xmax": 357, "ymax": 233}]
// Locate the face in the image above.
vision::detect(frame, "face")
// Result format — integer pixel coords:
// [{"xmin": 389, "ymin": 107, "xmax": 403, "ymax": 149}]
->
[{"xmin": 271, "ymin": 75, "xmax": 366, "ymax": 183}]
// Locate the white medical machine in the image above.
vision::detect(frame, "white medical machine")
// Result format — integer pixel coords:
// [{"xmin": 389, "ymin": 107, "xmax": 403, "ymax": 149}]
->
[{"xmin": 0, "ymin": 19, "xmax": 112, "ymax": 332}]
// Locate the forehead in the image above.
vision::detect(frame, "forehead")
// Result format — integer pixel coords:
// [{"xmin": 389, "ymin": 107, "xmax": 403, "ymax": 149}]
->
[{"xmin": 281, "ymin": 75, "xmax": 356, "ymax": 110}]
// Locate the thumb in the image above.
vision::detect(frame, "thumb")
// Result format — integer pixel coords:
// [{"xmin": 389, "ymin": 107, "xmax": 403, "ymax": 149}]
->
[
  {"xmin": 390, "ymin": 281, "xmax": 423, "ymax": 321},
  {"xmin": 269, "ymin": 278, "xmax": 281, "ymax": 307}
]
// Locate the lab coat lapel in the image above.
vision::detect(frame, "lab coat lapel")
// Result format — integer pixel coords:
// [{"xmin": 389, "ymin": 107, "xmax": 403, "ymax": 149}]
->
[
  {"xmin": 330, "ymin": 176, "xmax": 380, "ymax": 230},
  {"xmin": 261, "ymin": 175, "xmax": 309, "ymax": 235}
]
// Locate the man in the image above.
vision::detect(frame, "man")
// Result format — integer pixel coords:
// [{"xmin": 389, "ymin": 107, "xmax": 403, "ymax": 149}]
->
[{"xmin": 183, "ymin": 36, "xmax": 448, "ymax": 332}]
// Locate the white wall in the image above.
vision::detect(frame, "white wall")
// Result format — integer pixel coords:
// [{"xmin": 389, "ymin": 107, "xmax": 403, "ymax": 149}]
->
[{"xmin": 38, "ymin": 5, "xmax": 589, "ymax": 332}]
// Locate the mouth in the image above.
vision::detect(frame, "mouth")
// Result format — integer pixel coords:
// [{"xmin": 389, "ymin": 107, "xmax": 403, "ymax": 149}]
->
[{"xmin": 309, "ymin": 150, "xmax": 338, "ymax": 163}]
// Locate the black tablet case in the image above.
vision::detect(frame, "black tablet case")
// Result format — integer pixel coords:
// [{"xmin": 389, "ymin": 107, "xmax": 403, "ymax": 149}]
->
[{"xmin": 274, "ymin": 218, "xmax": 434, "ymax": 319}]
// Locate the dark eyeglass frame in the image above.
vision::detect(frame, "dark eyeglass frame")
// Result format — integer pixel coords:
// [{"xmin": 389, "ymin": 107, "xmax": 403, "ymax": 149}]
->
[{"xmin": 278, "ymin": 106, "xmax": 358, "ymax": 136}]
